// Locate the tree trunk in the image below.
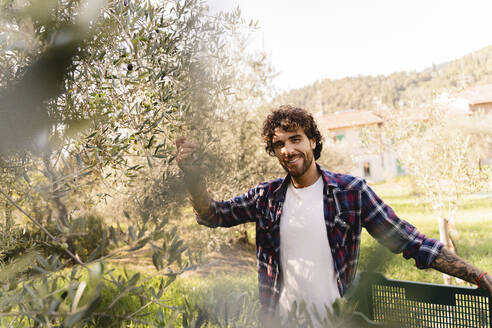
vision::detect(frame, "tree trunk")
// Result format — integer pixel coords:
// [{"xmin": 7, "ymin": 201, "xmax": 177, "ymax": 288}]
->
[
  {"xmin": 438, "ymin": 216, "xmax": 459, "ymax": 285},
  {"xmin": 43, "ymin": 154, "xmax": 69, "ymax": 227}
]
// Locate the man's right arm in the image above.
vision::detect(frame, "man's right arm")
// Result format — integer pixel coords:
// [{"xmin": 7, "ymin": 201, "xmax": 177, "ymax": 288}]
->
[
  {"xmin": 176, "ymin": 137, "xmax": 258, "ymax": 227},
  {"xmin": 184, "ymin": 175, "xmax": 211, "ymax": 218},
  {"xmin": 176, "ymin": 137, "xmax": 216, "ymax": 226}
]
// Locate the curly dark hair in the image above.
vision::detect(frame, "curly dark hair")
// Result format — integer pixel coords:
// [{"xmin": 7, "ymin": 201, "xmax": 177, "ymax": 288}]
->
[{"xmin": 262, "ymin": 105, "xmax": 323, "ymax": 160}]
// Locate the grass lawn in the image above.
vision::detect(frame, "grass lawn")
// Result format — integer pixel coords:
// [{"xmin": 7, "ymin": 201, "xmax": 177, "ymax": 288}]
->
[{"xmin": 364, "ymin": 177, "xmax": 492, "ymax": 283}]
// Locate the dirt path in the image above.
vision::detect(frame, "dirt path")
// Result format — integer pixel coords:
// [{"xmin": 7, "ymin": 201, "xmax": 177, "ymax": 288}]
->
[
  {"xmin": 181, "ymin": 244, "xmax": 256, "ymax": 278},
  {"xmin": 110, "ymin": 243, "xmax": 256, "ymax": 277}
]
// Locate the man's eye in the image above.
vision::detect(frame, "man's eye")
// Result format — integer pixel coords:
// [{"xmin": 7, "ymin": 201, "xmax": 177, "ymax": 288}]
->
[
  {"xmin": 292, "ymin": 138, "xmax": 301, "ymax": 143},
  {"xmin": 273, "ymin": 142, "xmax": 282, "ymax": 148}
]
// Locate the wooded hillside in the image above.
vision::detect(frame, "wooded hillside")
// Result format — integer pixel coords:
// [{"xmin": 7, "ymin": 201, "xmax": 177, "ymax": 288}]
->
[{"xmin": 274, "ymin": 45, "xmax": 492, "ymax": 113}]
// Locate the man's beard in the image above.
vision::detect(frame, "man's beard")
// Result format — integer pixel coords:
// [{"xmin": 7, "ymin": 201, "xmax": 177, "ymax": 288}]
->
[{"xmin": 280, "ymin": 151, "xmax": 314, "ymax": 178}]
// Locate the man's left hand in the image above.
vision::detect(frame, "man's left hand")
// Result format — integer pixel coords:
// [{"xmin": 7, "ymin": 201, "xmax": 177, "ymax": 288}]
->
[{"xmin": 478, "ymin": 273, "xmax": 492, "ymax": 295}]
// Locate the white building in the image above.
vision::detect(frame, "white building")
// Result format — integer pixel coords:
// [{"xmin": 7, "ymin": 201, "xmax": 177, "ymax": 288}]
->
[{"xmin": 318, "ymin": 110, "xmax": 402, "ymax": 183}]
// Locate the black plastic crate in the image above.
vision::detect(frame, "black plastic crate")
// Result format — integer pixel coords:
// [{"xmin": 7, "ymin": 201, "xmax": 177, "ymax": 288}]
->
[{"xmin": 352, "ymin": 271, "xmax": 492, "ymax": 327}]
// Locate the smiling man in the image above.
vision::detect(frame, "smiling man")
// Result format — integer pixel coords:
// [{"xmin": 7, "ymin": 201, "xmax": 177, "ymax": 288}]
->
[{"xmin": 176, "ymin": 105, "xmax": 492, "ymax": 325}]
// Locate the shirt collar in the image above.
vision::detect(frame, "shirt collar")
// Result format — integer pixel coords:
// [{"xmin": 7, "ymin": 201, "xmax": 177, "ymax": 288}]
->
[{"xmin": 273, "ymin": 163, "xmax": 338, "ymax": 201}]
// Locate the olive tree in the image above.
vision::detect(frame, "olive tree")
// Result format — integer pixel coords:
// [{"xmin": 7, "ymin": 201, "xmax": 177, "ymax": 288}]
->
[
  {"xmin": 0, "ymin": 0, "xmax": 274, "ymax": 326},
  {"xmin": 370, "ymin": 106, "xmax": 491, "ymax": 284}
]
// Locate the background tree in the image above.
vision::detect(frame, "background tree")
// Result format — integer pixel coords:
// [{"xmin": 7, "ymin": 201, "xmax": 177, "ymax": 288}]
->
[{"xmin": 366, "ymin": 107, "xmax": 491, "ymax": 285}]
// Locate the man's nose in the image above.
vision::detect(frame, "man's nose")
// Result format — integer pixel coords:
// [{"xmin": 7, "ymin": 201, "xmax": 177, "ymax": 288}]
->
[{"xmin": 281, "ymin": 143, "xmax": 294, "ymax": 156}]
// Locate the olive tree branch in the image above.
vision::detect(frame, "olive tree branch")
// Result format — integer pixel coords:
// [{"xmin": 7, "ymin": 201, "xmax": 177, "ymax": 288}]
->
[{"xmin": 0, "ymin": 188, "xmax": 86, "ymax": 267}]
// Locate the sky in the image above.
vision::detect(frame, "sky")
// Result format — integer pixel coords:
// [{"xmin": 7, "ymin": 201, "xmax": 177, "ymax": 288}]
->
[{"xmin": 207, "ymin": 0, "xmax": 492, "ymax": 91}]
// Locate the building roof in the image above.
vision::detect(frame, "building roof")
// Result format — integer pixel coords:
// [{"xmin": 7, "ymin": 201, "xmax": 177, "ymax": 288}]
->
[
  {"xmin": 458, "ymin": 84, "xmax": 492, "ymax": 105},
  {"xmin": 320, "ymin": 110, "xmax": 383, "ymax": 130}
]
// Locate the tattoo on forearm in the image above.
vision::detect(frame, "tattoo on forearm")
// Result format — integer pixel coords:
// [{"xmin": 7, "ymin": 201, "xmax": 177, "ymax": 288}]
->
[{"xmin": 430, "ymin": 247, "xmax": 481, "ymax": 284}]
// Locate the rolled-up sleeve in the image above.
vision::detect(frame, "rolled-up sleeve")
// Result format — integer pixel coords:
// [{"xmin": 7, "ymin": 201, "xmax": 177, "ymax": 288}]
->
[
  {"xmin": 359, "ymin": 180, "xmax": 443, "ymax": 269},
  {"xmin": 194, "ymin": 186, "xmax": 260, "ymax": 228}
]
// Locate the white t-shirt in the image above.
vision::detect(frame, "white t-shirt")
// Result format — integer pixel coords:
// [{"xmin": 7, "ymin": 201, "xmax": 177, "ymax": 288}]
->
[{"xmin": 278, "ymin": 176, "xmax": 340, "ymax": 320}]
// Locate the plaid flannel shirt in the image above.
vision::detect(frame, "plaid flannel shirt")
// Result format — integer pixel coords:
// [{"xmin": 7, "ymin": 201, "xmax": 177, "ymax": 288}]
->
[{"xmin": 195, "ymin": 164, "xmax": 443, "ymax": 314}]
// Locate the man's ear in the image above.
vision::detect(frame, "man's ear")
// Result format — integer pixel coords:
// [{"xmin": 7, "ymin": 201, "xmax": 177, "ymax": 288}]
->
[{"xmin": 310, "ymin": 138, "xmax": 316, "ymax": 150}]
